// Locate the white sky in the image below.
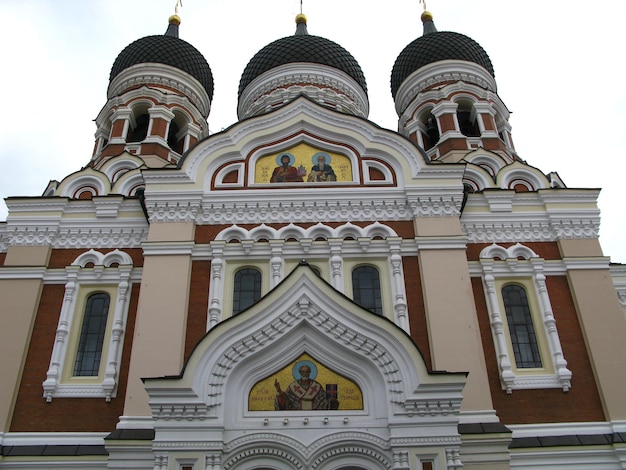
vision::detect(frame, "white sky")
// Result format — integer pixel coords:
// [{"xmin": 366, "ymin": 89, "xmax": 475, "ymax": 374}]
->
[{"xmin": 1, "ymin": 0, "xmax": 624, "ymax": 263}]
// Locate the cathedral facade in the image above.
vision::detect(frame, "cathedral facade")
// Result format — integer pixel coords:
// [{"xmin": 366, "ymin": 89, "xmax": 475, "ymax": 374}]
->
[{"xmin": 1, "ymin": 6, "xmax": 626, "ymax": 470}]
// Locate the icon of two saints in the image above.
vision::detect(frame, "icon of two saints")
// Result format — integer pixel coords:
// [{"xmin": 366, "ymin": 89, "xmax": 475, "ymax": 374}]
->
[{"xmin": 270, "ymin": 153, "xmax": 337, "ymax": 183}]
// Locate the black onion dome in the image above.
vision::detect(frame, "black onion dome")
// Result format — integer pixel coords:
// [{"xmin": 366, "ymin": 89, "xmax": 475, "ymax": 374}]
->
[
  {"xmin": 391, "ymin": 31, "xmax": 494, "ymax": 98},
  {"xmin": 238, "ymin": 34, "xmax": 367, "ymax": 96},
  {"xmin": 110, "ymin": 34, "xmax": 214, "ymax": 100}
]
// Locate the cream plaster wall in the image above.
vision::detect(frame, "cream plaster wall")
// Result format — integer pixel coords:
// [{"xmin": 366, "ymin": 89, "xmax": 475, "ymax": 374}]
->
[
  {"xmin": 147, "ymin": 220, "xmax": 195, "ymax": 242},
  {"xmin": 419, "ymin": 248, "xmax": 494, "ymax": 413},
  {"xmin": 123, "ymin": 222, "xmax": 194, "ymax": 417},
  {"xmin": 566, "ymin": 268, "xmax": 626, "ymax": 420},
  {"xmin": 559, "ymin": 238, "xmax": 604, "ymax": 258},
  {"xmin": 4, "ymin": 246, "xmax": 51, "ymax": 266},
  {"xmin": 415, "ymin": 216, "xmax": 463, "ymax": 237},
  {"xmin": 0, "ymin": 246, "xmax": 49, "ymax": 432}
]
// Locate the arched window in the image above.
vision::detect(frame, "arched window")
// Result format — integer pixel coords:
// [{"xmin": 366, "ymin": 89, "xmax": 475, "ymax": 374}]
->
[
  {"xmin": 352, "ymin": 266, "xmax": 382, "ymax": 315},
  {"xmin": 233, "ymin": 268, "xmax": 262, "ymax": 314},
  {"xmin": 419, "ymin": 111, "xmax": 440, "ymax": 151},
  {"xmin": 128, "ymin": 114, "xmax": 149, "ymax": 142},
  {"xmin": 457, "ymin": 100, "xmax": 480, "ymax": 137},
  {"xmin": 74, "ymin": 292, "xmax": 111, "ymax": 376},
  {"xmin": 502, "ymin": 284, "xmax": 542, "ymax": 368},
  {"xmin": 167, "ymin": 119, "xmax": 181, "ymax": 152}
]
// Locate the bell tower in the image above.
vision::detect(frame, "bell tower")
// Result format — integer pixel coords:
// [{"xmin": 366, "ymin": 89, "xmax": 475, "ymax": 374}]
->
[
  {"xmin": 91, "ymin": 12, "xmax": 214, "ymax": 169},
  {"xmin": 391, "ymin": 10, "xmax": 517, "ymax": 163}
]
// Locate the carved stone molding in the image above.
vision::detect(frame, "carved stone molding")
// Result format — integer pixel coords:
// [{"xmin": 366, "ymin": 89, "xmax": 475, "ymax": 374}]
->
[
  {"xmin": 5, "ymin": 226, "xmax": 147, "ymax": 249},
  {"xmin": 463, "ymin": 219, "xmax": 600, "ymax": 243},
  {"xmin": 147, "ymin": 197, "xmax": 461, "ymax": 225}
]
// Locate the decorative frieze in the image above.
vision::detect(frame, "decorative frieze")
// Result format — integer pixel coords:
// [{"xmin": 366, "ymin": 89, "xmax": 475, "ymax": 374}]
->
[
  {"xmin": 5, "ymin": 226, "xmax": 147, "ymax": 248},
  {"xmin": 463, "ymin": 219, "xmax": 600, "ymax": 243},
  {"xmin": 145, "ymin": 197, "xmax": 464, "ymax": 225}
]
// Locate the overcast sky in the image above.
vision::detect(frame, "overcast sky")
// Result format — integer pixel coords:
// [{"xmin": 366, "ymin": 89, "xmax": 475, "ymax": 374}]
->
[{"xmin": 1, "ymin": 0, "xmax": 624, "ymax": 263}]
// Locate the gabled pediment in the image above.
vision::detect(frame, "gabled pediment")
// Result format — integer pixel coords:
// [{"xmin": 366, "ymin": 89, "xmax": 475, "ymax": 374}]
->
[{"xmin": 144, "ymin": 262, "xmax": 466, "ymax": 430}]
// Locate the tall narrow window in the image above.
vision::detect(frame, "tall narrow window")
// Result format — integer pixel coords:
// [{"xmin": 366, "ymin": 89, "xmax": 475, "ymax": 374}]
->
[
  {"xmin": 502, "ymin": 284, "xmax": 542, "ymax": 368},
  {"xmin": 352, "ymin": 266, "xmax": 382, "ymax": 315},
  {"xmin": 457, "ymin": 101, "xmax": 480, "ymax": 137},
  {"xmin": 74, "ymin": 292, "xmax": 111, "ymax": 376},
  {"xmin": 128, "ymin": 114, "xmax": 149, "ymax": 142},
  {"xmin": 233, "ymin": 268, "xmax": 261, "ymax": 314}
]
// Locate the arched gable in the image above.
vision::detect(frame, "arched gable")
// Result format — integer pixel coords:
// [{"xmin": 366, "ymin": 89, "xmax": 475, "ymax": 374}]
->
[{"xmin": 143, "ymin": 263, "xmax": 466, "ymax": 468}]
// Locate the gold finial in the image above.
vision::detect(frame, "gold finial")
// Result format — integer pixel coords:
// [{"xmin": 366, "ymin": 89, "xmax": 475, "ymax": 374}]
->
[
  {"xmin": 169, "ymin": 0, "xmax": 182, "ymax": 25},
  {"xmin": 419, "ymin": 0, "xmax": 427, "ymax": 10},
  {"xmin": 296, "ymin": 13, "xmax": 307, "ymax": 25},
  {"xmin": 421, "ymin": 10, "xmax": 433, "ymax": 22}
]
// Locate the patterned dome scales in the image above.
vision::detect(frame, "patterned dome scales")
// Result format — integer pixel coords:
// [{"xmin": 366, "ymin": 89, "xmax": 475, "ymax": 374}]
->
[
  {"xmin": 239, "ymin": 15, "xmax": 367, "ymax": 97},
  {"xmin": 391, "ymin": 12, "xmax": 494, "ymax": 98},
  {"xmin": 109, "ymin": 17, "xmax": 214, "ymax": 100}
]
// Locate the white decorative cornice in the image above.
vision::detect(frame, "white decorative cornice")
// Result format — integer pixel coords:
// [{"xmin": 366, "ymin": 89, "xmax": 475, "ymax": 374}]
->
[
  {"xmin": 0, "ymin": 267, "xmax": 47, "ymax": 280},
  {"xmin": 395, "ymin": 60, "xmax": 497, "ymax": 116},
  {"xmin": 108, "ymin": 64, "xmax": 211, "ymax": 118},
  {"xmin": 146, "ymin": 193, "xmax": 462, "ymax": 225},
  {"xmin": 4, "ymin": 197, "xmax": 148, "ymax": 248},
  {"xmin": 462, "ymin": 190, "xmax": 602, "ymax": 243},
  {"xmin": 462, "ymin": 219, "xmax": 601, "ymax": 243},
  {"xmin": 238, "ymin": 63, "xmax": 369, "ymax": 120},
  {"xmin": 5, "ymin": 226, "xmax": 147, "ymax": 249},
  {"xmin": 407, "ymin": 194, "xmax": 463, "ymax": 217},
  {"xmin": 147, "ymin": 201, "xmax": 200, "ymax": 223}
]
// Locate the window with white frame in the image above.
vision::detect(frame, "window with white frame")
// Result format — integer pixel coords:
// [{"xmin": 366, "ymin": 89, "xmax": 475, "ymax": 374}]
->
[
  {"xmin": 501, "ymin": 284, "xmax": 542, "ymax": 369},
  {"xmin": 43, "ymin": 249, "xmax": 134, "ymax": 402},
  {"xmin": 351, "ymin": 265, "xmax": 383, "ymax": 315},
  {"xmin": 478, "ymin": 243, "xmax": 571, "ymax": 393},
  {"xmin": 73, "ymin": 291, "xmax": 112, "ymax": 376},
  {"xmin": 233, "ymin": 267, "xmax": 262, "ymax": 314}
]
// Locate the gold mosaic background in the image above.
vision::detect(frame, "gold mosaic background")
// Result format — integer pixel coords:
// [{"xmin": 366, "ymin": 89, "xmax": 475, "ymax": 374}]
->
[
  {"xmin": 254, "ymin": 142, "xmax": 353, "ymax": 184},
  {"xmin": 248, "ymin": 352, "xmax": 364, "ymax": 411}
]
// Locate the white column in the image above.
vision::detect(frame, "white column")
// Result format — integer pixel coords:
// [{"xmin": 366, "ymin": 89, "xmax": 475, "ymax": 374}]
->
[
  {"xmin": 269, "ymin": 240, "xmax": 285, "ymax": 287},
  {"xmin": 43, "ymin": 267, "xmax": 79, "ymax": 402},
  {"xmin": 102, "ymin": 266, "xmax": 132, "ymax": 401},
  {"xmin": 532, "ymin": 260, "xmax": 572, "ymax": 391},
  {"xmin": 329, "ymin": 239, "xmax": 344, "ymax": 292},
  {"xmin": 388, "ymin": 238, "xmax": 409, "ymax": 332},
  {"xmin": 207, "ymin": 241, "xmax": 225, "ymax": 329},
  {"xmin": 109, "ymin": 107, "xmax": 132, "ymax": 144},
  {"xmin": 481, "ymin": 265, "xmax": 515, "ymax": 393}
]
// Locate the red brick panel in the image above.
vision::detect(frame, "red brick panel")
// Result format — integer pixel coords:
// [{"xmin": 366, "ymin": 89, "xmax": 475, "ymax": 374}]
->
[
  {"xmin": 403, "ymin": 256, "xmax": 432, "ymax": 370},
  {"xmin": 472, "ymin": 277, "xmax": 605, "ymax": 424},
  {"xmin": 10, "ymin": 283, "xmax": 140, "ymax": 432},
  {"xmin": 185, "ymin": 260, "xmax": 211, "ymax": 360}
]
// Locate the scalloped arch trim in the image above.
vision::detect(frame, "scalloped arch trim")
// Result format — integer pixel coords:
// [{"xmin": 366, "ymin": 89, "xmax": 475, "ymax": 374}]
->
[
  {"xmin": 72, "ymin": 249, "xmax": 134, "ymax": 267},
  {"xmin": 217, "ymin": 221, "xmax": 398, "ymax": 242}
]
